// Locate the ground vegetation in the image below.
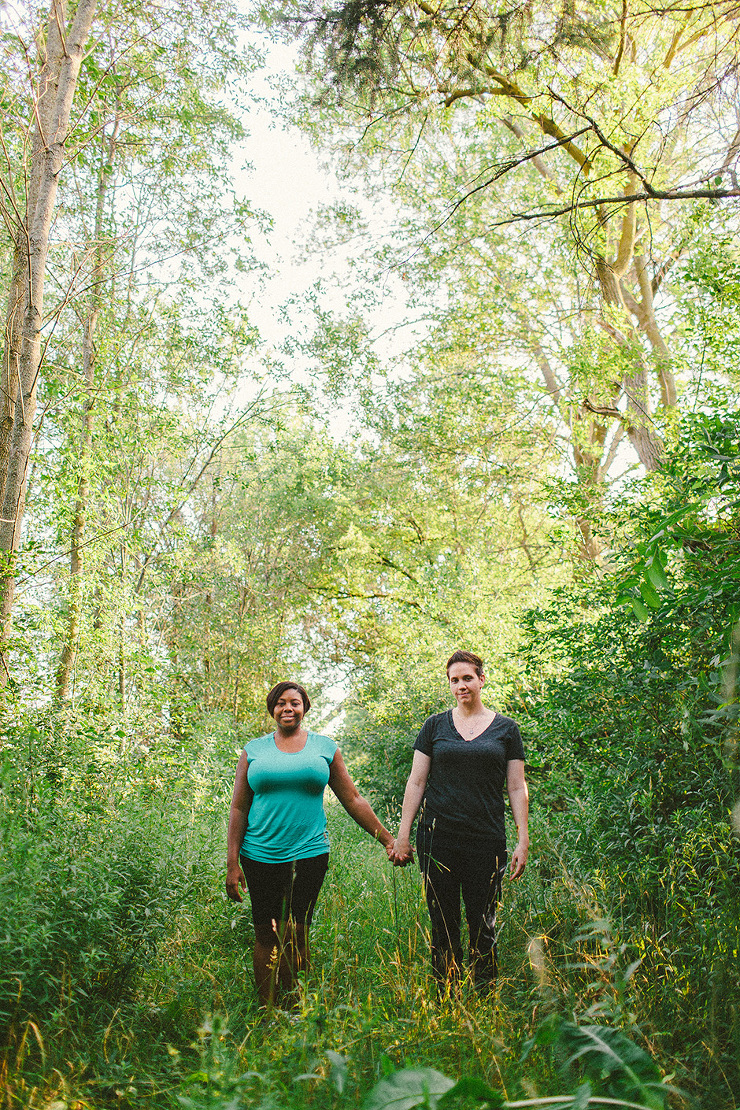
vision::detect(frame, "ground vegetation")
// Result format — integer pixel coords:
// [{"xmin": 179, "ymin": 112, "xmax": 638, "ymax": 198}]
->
[{"xmin": 0, "ymin": 1, "xmax": 738, "ymax": 1107}]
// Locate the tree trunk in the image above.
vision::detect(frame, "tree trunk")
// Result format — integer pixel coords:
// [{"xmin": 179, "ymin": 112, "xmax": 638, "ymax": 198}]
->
[
  {"xmin": 54, "ymin": 310, "xmax": 97, "ymax": 702},
  {"xmin": 118, "ymin": 612, "xmax": 126, "ymax": 713},
  {"xmin": 55, "ymin": 123, "xmax": 118, "ymax": 703},
  {"xmin": 0, "ymin": 0, "xmax": 98, "ymax": 684},
  {"xmin": 572, "ymin": 402, "xmax": 610, "ymax": 563}
]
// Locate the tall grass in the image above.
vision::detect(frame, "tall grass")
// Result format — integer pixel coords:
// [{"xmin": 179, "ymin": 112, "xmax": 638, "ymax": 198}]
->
[{"xmin": 1, "ymin": 725, "xmax": 734, "ymax": 1109}]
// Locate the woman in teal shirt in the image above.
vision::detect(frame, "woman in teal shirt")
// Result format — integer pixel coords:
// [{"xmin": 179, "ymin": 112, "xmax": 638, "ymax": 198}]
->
[{"xmin": 226, "ymin": 681, "xmax": 394, "ymax": 1007}]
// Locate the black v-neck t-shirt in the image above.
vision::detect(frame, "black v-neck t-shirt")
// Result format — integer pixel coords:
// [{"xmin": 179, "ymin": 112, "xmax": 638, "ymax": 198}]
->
[{"xmin": 413, "ymin": 710, "xmax": 525, "ymax": 842}]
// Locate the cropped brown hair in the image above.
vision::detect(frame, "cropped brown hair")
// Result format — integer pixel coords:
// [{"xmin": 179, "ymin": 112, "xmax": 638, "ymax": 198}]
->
[
  {"xmin": 266, "ymin": 681, "xmax": 311, "ymax": 717},
  {"xmin": 446, "ymin": 650, "xmax": 484, "ymax": 677}
]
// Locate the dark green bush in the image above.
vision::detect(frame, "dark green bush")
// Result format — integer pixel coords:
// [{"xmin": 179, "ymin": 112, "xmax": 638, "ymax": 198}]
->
[{"xmin": 0, "ymin": 712, "xmax": 233, "ymax": 1042}]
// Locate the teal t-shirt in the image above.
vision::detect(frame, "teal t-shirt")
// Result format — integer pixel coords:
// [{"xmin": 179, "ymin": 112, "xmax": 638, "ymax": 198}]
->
[{"xmin": 240, "ymin": 732, "xmax": 338, "ymax": 863}]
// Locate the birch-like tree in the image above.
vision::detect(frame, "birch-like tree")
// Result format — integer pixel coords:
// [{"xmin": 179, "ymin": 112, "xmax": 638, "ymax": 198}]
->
[
  {"xmin": 0, "ymin": 0, "xmax": 257, "ymax": 694},
  {"xmin": 0, "ymin": 0, "xmax": 98, "ymax": 682},
  {"xmin": 47, "ymin": 0, "xmax": 255, "ymax": 703}
]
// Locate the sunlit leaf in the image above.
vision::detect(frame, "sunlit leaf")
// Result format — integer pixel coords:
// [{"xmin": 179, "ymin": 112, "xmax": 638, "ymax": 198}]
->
[
  {"xmin": 631, "ymin": 598, "xmax": 650, "ymax": 621},
  {"xmin": 645, "ymin": 561, "xmax": 669, "ymax": 592},
  {"xmin": 639, "ymin": 581, "xmax": 661, "ymax": 609},
  {"xmin": 363, "ymin": 1068, "xmax": 455, "ymax": 1110}
]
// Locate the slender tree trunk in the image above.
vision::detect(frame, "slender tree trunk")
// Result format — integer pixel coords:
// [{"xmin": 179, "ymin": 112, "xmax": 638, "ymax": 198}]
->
[
  {"xmin": 169, "ymin": 579, "xmax": 186, "ymax": 740},
  {"xmin": 623, "ymin": 364, "xmax": 663, "ymax": 472},
  {"xmin": 0, "ymin": 0, "xmax": 98, "ymax": 684},
  {"xmin": 55, "ymin": 123, "xmax": 118, "ymax": 703},
  {"xmin": 118, "ymin": 633, "xmax": 126, "ymax": 711},
  {"xmin": 525, "ymin": 318, "xmax": 610, "ymax": 561},
  {"xmin": 599, "ymin": 318, "xmax": 665, "ymax": 472},
  {"xmin": 118, "ymin": 610, "xmax": 126, "ymax": 712},
  {"xmin": 232, "ymin": 674, "xmax": 240, "ymax": 722},
  {"xmin": 572, "ymin": 403, "xmax": 609, "ymax": 563},
  {"xmin": 632, "ymin": 255, "xmax": 678, "ymax": 409},
  {"xmin": 54, "ymin": 312, "xmax": 97, "ymax": 702}
]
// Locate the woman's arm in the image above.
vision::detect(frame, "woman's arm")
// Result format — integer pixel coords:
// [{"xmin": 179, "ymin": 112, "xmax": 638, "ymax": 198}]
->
[
  {"xmin": 506, "ymin": 759, "xmax": 529, "ymax": 879},
  {"xmin": 328, "ymin": 749, "xmax": 394, "ymax": 851},
  {"xmin": 226, "ymin": 751, "xmax": 253, "ymax": 902},
  {"xmin": 393, "ymin": 750, "xmax": 431, "ymax": 863}
]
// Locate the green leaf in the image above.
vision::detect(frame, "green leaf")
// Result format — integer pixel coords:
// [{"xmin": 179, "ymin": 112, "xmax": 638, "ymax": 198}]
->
[
  {"xmin": 631, "ymin": 598, "xmax": 651, "ymax": 622},
  {"xmin": 645, "ymin": 560, "xmax": 669, "ymax": 591},
  {"xmin": 639, "ymin": 580, "xmax": 661, "ymax": 609},
  {"xmin": 648, "ymin": 502, "xmax": 701, "ymax": 539},
  {"xmin": 572, "ymin": 1081, "xmax": 592, "ymax": 1109},
  {"xmin": 326, "ymin": 1051, "xmax": 348, "ymax": 1094},
  {"xmin": 439, "ymin": 1076, "xmax": 505, "ymax": 1106},
  {"xmin": 363, "ymin": 1068, "xmax": 455, "ymax": 1110},
  {"xmin": 558, "ymin": 1022, "xmax": 666, "ymax": 1107}
]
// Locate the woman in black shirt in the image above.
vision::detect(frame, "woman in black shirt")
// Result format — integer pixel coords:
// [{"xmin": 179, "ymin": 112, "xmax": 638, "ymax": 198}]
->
[{"xmin": 391, "ymin": 650, "xmax": 529, "ymax": 990}]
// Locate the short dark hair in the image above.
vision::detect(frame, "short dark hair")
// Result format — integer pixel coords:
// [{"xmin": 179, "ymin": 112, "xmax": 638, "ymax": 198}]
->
[
  {"xmin": 446, "ymin": 650, "xmax": 484, "ymax": 677},
  {"xmin": 266, "ymin": 681, "xmax": 311, "ymax": 717}
]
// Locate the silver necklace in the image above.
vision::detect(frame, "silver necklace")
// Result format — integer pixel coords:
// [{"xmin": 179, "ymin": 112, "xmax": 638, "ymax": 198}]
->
[{"xmin": 456, "ymin": 710, "xmax": 493, "ymax": 737}]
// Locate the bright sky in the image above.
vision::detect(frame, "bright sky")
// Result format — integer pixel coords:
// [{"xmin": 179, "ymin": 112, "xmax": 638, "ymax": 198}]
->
[
  {"xmin": 231, "ymin": 39, "xmax": 349, "ymax": 347},
  {"xmin": 229, "ymin": 34, "xmax": 418, "ymax": 409}
]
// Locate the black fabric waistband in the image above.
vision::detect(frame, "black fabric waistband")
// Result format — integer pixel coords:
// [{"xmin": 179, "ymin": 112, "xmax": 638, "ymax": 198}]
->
[{"xmin": 418, "ymin": 810, "xmax": 506, "ymax": 852}]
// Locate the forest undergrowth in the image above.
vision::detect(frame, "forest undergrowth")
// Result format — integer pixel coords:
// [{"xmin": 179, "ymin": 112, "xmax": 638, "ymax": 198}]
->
[
  {"xmin": 1, "ymin": 711, "xmax": 735, "ymax": 1110},
  {"xmin": 2, "ymin": 2, "xmax": 740, "ymax": 1106}
]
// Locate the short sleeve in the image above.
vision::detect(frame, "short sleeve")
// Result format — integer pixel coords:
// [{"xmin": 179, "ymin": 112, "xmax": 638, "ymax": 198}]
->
[
  {"xmin": 506, "ymin": 721, "xmax": 525, "ymax": 762},
  {"xmin": 413, "ymin": 716, "xmax": 436, "ymax": 757},
  {"xmin": 244, "ymin": 734, "xmax": 268, "ymax": 759},
  {"xmin": 313, "ymin": 733, "xmax": 338, "ymax": 761}
]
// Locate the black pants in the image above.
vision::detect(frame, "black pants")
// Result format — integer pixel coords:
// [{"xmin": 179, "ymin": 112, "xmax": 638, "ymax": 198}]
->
[
  {"xmin": 240, "ymin": 853, "xmax": 329, "ymax": 928},
  {"xmin": 416, "ymin": 817, "xmax": 506, "ymax": 989}
]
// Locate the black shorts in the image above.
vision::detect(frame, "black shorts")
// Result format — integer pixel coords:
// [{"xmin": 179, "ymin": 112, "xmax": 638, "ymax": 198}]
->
[{"xmin": 240, "ymin": 852, "xmax": 329, "ymax": 928}]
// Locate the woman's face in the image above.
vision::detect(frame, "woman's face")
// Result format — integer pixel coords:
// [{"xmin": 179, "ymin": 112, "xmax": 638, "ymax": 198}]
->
[
  {"xmin": 272, "ymin": 688, "xmax": 305, "ymax": 732},
  {"xmin": 447, "ymin": 662, "xmax": 484, "ymax": 705}
]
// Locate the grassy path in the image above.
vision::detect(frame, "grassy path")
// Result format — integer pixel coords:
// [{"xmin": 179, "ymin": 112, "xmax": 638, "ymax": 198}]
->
[{"xmin": 2, "ymin": 787, "xmax": 733, "ymax": 1109}]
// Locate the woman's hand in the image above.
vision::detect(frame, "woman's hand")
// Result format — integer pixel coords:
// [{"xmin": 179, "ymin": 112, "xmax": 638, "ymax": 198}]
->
[
  {"xmin": 390, "ymin": 751, "xmax": 430, "ymax": 867},
  {"xmin": 509, "ymin": 839, "xmax": 528, "ymax": 879},
  {"xmin": 226, "ymin": 860, "xmax": 246, "ymax": 903},
  {"xmin": 506, "ymin": 759, "xmax": 529, "ymax": 880},
  {"xmin": 388, "ymin": 837, "xmax": 414, "ymax": 866}
]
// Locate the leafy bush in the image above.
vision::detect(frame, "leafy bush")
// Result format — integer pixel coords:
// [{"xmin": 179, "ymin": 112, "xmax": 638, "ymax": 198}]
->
[
  {"xmin": 513, "ymin": 414, "xmax": 740, "ymax": 1100},
  {"xmin": 0, "ymin": 711, "xmax": 233, "ymax": 1043}
]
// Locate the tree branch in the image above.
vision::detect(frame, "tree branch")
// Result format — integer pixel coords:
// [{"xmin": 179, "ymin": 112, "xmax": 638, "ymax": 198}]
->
[{"xmin": 425, "ymin": 127, "xmax": 591, "ymax": 236}]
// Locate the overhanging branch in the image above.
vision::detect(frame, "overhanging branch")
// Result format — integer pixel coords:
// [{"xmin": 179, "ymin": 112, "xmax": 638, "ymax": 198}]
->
[{"xmin": 495, "ymin": 186, "xmax": 740, "ymax": 225}]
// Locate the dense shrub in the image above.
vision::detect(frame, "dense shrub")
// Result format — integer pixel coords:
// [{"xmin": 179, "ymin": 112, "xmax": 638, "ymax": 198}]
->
[
  {"xmin": 336, "ymin": 414, "xmax": 740, "ymax": 1102},
  {"xmin": 0, "ymin": 711, "xmax": 236, "ymax": 1042},
  {"xmin": 513, "ymin": 415, "xmax": 740, "ymax": 1098}
]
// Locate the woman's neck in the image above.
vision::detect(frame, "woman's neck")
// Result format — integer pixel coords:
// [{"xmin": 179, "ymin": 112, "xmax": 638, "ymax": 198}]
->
[{"xmin": 275, "ymin": 725, "xmax": 307, "ymax": 744}]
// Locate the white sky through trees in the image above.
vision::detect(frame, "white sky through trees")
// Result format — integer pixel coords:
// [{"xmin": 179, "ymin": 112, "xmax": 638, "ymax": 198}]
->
[{"xmin": 230, "ymin": 34, "xmax": 418, "ymax": 431}]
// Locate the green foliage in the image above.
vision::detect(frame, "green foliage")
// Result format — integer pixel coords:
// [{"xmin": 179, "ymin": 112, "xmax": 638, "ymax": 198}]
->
[
  {"xmin": 0, "ymin": 710, "xmax": 235, "ymax": 1043},
  {"xmin": 3, "ymin": 6, "xmax": 740, "ymax": 1110},
  {"xmin": 0, "ymin": 759, "xmax": 718, "ymax": 1109},
  {"xmin": 361, "ymin": 1022, "xmax": 672, "ymax": 1110},
  {"xmin": 525, "ymin": 1016, "xmax": 668, "ymax": 1110},
  {"xmin": 363, "ymin": 1067, "xmax": 456, "ymax": 1110},
  {"xmin": 512, "ymin": 412, "xmax": 740, "ymax": 1101}
]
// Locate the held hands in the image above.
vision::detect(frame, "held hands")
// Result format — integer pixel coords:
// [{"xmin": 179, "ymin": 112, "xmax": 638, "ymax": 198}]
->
[
  {"xmin": 386, "ymin": 837, "xmax": 414, "ymax": 867},
  {"xmin": 385, "ymin": 830, "xmax": 527, "ymax": 875}
]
